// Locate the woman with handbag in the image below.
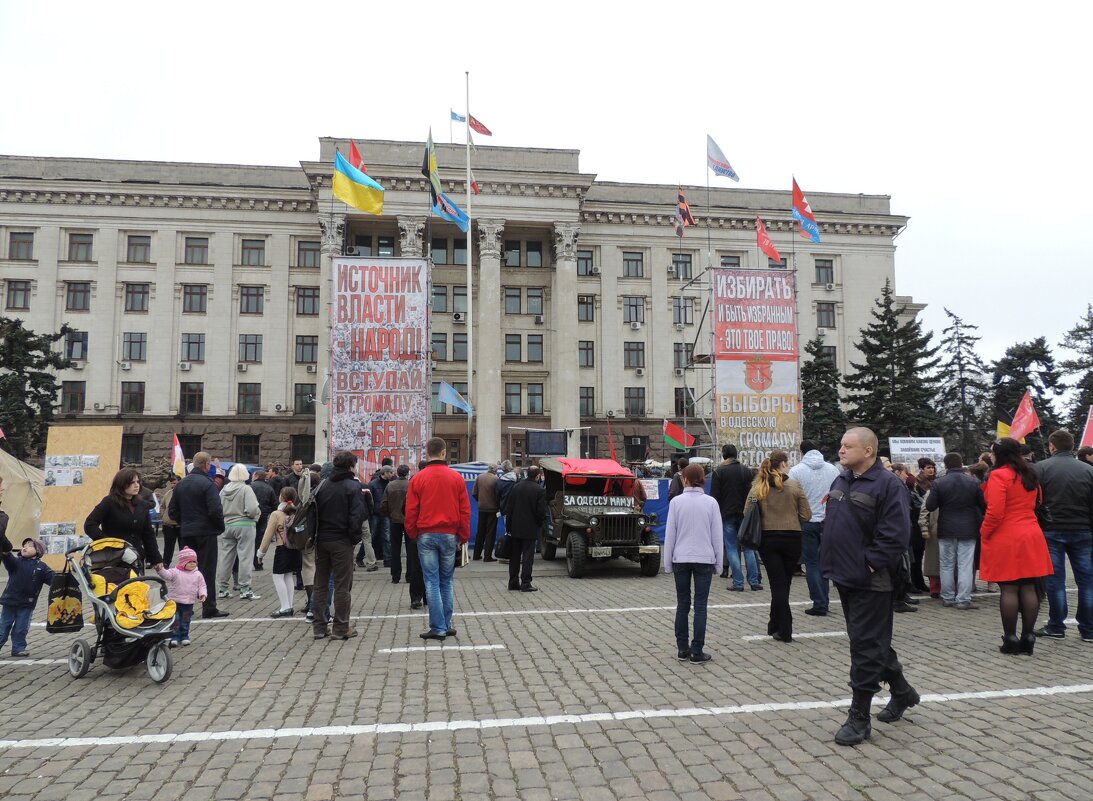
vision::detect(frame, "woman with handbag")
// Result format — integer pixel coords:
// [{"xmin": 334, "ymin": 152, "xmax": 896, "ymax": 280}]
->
[
  {"xmin": 980, "ymin": 437, "xmax": 1054, "ymax": 655},
  {"xmin": 743, "ymin": 451, "xmax": 811, "ymax": 643}
]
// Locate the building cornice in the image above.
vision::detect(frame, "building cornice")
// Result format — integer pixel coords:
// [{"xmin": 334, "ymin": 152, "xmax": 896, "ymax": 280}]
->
[
  {"xmin": 0, "ymin": 185, "xmax": 317, "ymax": 213},
  {"xmin": 577, "ymin": 208, "xmax": 906, "ymax": 238}
]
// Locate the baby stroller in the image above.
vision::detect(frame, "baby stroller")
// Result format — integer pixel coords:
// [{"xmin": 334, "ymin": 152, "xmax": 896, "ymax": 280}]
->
[{"xmin": 57, "ymin": 538, "xmax": 177, "ymax": 683}]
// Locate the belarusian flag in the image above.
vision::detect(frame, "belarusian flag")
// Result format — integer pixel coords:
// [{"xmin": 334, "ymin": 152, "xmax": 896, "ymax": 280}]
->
[{"xmin": 663, "ymin": 419, "xmax": 696, "ymax": 450}]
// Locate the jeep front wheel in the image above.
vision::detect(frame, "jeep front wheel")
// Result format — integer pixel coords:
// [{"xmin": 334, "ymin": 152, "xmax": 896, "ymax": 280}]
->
[
  {"xmin": 566, "ymin": 530, "xmax": 588, "ymax": 578},
  {"xmin": 640, "ymin": 531, "xmax": 661, "ymax": 577}
]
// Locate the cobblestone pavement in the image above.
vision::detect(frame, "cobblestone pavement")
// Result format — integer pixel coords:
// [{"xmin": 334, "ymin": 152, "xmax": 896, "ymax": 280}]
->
[{"xmin": 1, "ymin": 554, "xmax": 1092, "ymax": 801}]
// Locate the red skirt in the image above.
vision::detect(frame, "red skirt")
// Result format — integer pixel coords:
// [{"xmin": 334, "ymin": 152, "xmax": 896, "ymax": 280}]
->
[{"xmin": 979, "ymin": 527, "xmax": 1053, "ymax": 582}]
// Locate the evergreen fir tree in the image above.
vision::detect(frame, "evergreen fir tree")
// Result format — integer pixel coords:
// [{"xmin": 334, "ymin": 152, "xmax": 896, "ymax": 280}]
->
[
  {"xmin": 843, "ymin": 280, "xmax": 942, "ymax": 444},
  {"xmin": 1058, "ymin": 304, "xmax": 1093, "ymax": 437},
  {"xmin": 935, "ymin": 308, "xmax": 993, "ymax": 459},
  {"xmin": 0, "ymin": 317, "xmax": 72, "ymax": 460},
  {"xmin": 990, "ymin": 337, "xmax": 1063, "ymax": 457},
  {"xmin": 801, "ymin": 335, "xmax": 848, "ymax": 456}
]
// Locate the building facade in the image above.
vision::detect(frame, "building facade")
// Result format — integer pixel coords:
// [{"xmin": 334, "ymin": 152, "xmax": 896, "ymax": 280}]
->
[{"xmin": 0, "ymin": 140, "xmax": 911, "ymax": 469}]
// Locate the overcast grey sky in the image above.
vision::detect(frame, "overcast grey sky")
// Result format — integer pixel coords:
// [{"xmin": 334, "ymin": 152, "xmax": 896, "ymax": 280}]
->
[{"xmin": 2, "ymin": 1, "xmax": 1089, "ymax": 374}]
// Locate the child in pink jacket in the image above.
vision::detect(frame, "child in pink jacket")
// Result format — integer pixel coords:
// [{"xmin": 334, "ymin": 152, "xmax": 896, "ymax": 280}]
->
[{"xmin": 154, "ymin": 547, "xmax": 207, "ymax": 647}]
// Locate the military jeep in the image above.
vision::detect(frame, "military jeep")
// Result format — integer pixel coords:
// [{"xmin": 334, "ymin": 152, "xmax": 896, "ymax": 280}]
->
[{"xmin": 538, "ymin": 457, "xmax": 660, "ymax": 578}]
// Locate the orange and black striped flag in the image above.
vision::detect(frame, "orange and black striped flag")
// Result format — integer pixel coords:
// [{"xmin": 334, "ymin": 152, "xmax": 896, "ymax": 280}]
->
[{"xmin": 675, "ymin": 187, "xmax": 697, "ymax": 237}]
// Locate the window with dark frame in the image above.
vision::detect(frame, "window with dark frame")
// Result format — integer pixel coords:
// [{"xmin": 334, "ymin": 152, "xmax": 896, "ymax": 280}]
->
[
  {"xmin": 296, "ymin": 286, "xmax": 319, "ymax": 315},
  {"xmin": 180, "ymin": 334, "xmax": 205, "ymax": 362},
  {"xmin": 239, "ymin": 285, "xmax": 264, "ymax": 314},
  {"xmin": 505, "ymin": 334, "xmax": 522, "ymax": 362},
  {"xmin": 431, "ymin": 382, "xmax": 444, "ymax": 414},
  {"xmin": 65, "ymin": 331, "xmax": 88, "ymax": 361},
  {"xmin": 241, "ymin": 239, "xmax": 265, "ymax": 266},
  {"xmin": 720, "ymin": 255, "xmax": 741, "ymax": 268},
  {"xmin": 820, "ymin": 345, "xmax": 837, "ymax": 363},
  {"xmin": 61, "ymin": 381, "xmax": 86, "ymax": 413},
  {"xmin": 623, "ymin": 296, "xmax": 644, "ymax": 323},
  {"xmin": 580, "ymin": 433, "xmax": 598, "ymax": 458},
  {"xmin": 672, "ymin": 297, "xmax": 694, "ymax": 325},
  {"xmin": 504, "ymin": 287, "xmax": 521, "ymax": 315},
  {"xmin": 182, "ymin": 284, "xmax": 208, "ymax": 313},
  {"xmin": 672, "ymin": 252, "xmax": 693, "ymax": 280},
  {"xmin": 68, "ymin": 233, "xmax": 93, "ymax": 262},
  {"xmin": 294, "ymin": 383, "xmax": 315, "ymax": 415},
  {"xmin": 121, "ymin": 382, "xmax": 145, "ymax": 413},
  {"xmin": 505, "ymin": 383, "xmax": 521, "ymax": 414},
  {"xmin": 526, "ymin": 241, "xmax": 543, "ymax": 268},
  {"xmin": 126, "ymin": 235, "xmax": 151, "ymax": 263},
  {"xmin": 354, "ymin": 235, "xmax": 373, "ymax": 256},
  {"xmin": 431, "ymin": 332, "xmax": 447, "ymax": 362},
  {"xmin": 238, "ymin": 334, "xmax": 263, "ymax": 363},
  {"xmin": 179, "ymin": 382, "xmax": 204, "ymax": 414},
  {"xmin": 674, "ymin": 342, "xmax": 694, "ymax": 370},
  {"xmin": 124, "ymin": 283, "xmax": 149, "ymax": 312},
  {"xmin": 121, "ymin": 434, "xmax": 143, "ymax": 465},
  {"xmin": 297, "ymin": 240, "xmax": 320, "ymax": 268},
  {"xmin": 235, "ymin": 435, "xmax": 260, "ymax": 464},
  {"xmin": 577, "ymin": 295, "xmax": 594, "ymax": 322},
  {"xmin": 578, "ymin": 340, "xmax": 594, "ymax": 368},
  {"xmin": 377, "ymin": 236, "xmax": 395, "ymax": 257},
  {"xmin": 8, "ymin": 232, "xmax": 34, "ymax": 260},
  {"xmin": 453, "ymin": 286, "xmax": 467, "ymax": 314},
  {"xmin": 527, "ymin": 383, "xmax": 544, "ymax": 414},
  {"xmin": 527, "ymin": 334, "xmax": 543, "ymax": 363},
  {"xmin": 624, "ymin": 387, "xmax": 645, "ymax": 417},
  {"xmin": 453, "ymin": 239, "xmax": 467, "ymax": 265},
  {"xmin": 674, "ymin": 387, "xmax": 696, "ymax": 417},
  {"xmin": 122, "ymin": 332, "xmax": 147, "ymax": 361},
  {"xmin": 289, "ymin": 434, "xmax": 311, "ymax": 462},
  {"xmin": 623, "ymin": 251, "xmax": 644, "ymax": 278},
  {"xmin": 504, "ymin": 241, "xmax": 521, "ymax": 267},
  {"xmin": 5, "ymin": 280, "xmax": 31, "ymax": 310},
  {"xmin": 432, "ymin": 285, "xmax": 448, "ymax": 313},
  {"xmin": 815, "ymin": 258, "xmax": 835, "ymax": 285},
  {"xmin": 817, "ymin": 302, "xmax": 836, "ymax": 329},
  {"xmin": 431, "ymin": 237, "xmax": 449, "ymax": 264},
  {"xmin": 295, "ymin": 335, "xmax": 318, "ymax": 364},
  {"xmin": 623, "ymin": 342, "xmax": 645, "ymax": 369},
  {"xmin": 526, "ymin": 287, "xmax": 544, "ymax": 315},
  {"xmin": 178, "ymin": 434, "xmax": 202, "ymax": 458},
  {"xmin": 184, "ymin": 237, "xmax": 209, "ymax": 265},
  {"xmin": 579, "ymin": 387, "xmax": 595, "ymax": 417},
  {"xmin": 65, "ymin": 282, "xmax": 91, "ymax": 311},
  {"xmin": 237, "ymin": 383, "xmax": 261, "ymax": 414},
  {"xmin": 576, "ymin": 250, "xmax": 594, "ymax": 276},
  {"xmin": 769, "ymin": 256, "xmax": 787, "ymax": 269},
  {"xmin": 453, "ymin": 333, "xmax": 468, "ymax": 361}
]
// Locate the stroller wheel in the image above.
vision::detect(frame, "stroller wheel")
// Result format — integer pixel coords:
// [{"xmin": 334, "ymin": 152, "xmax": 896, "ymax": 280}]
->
[
  {"xmin": 146, "ymin": 642, "xmax": 173, "ymax": 684},
  {"xmin": 68, "ymin": 640, "xmax": 92, "ymax": 679}
]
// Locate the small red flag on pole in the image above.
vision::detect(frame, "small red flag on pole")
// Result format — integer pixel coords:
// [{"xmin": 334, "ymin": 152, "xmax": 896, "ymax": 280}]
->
[
  {"xmin": 756, "ymin": 216, "xmax": 782, "ymax": 263},
  {"xmin": 1008, "ymin": 390, "xmax": 1041, "ymax": 442},
  {"xmin": 607, "ymin": 416, "xmax": 618, "ymax": 462},
  {"xmin": 349, "ymin": 140, "xmax": 367, "ymax": 173},
  {"xmin": 1080, "ymin": 406, "xmax": 1093, "ymax": 448},
  {"xmin": 468, "ymin": 115, "xmax": 492, "ymax": 136}
]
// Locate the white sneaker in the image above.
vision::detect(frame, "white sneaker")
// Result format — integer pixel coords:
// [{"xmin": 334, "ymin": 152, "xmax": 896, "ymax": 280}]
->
[
  {"xmin": 217, "ymin": 588, "xmax": 229, "ymax": 599},
  {"xmin": 239, "ymin": 589, "xmax": 260, "ymax": 600},
  {"xmin": 168, "ymin": 640, "xmax": 179, "ymax": 648},
  {"xmin": 181, "ymin": 639, "xmax": 191, "ymax": 646}
]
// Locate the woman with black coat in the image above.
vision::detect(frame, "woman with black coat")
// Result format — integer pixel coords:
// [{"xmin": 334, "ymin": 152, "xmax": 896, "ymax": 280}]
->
[{"xmin": 84, "ymin": 468, "xmax": 164, "ymax": 570}]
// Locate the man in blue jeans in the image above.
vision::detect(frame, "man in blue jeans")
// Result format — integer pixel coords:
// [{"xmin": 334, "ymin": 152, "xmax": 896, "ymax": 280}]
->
[
  {"xmin": 405, "ymin": 438, "xmax": 471, "ymax": 640},
  {"xmin": 1034, "ymin": 429, "xmax": 1093, "ymax": 641},
  {"xmin": 709, "ymin": 444, "xmax": 761, "ymax": 591},
  {"xmin": 790, "ymin": 441, "xmax": 841, "ymax": 615}
]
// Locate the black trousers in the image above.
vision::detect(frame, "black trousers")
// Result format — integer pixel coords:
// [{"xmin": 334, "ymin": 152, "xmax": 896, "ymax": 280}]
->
[
  {"xmin": 405, "ymin": 537, "xmax": 425, "ymax": 604},
  {"xmin": 389, "ymin": 521, "xmax": 405, "ymax": 582},
  {"xmin": 837, "ymin": 584, "xmax": 906, "ymax": 694},
  {"xmin": 180, "ymin": 534, "xmax": 219, "ymax": 616},
  {"xmin": 312, "ymin": 538, "xmax": 355, "ymax": 637},
  {"xmin": 910, "ymin": 525, "xmax": 927, "ymax": 591},
  {"xmin": 474, "ymin": 511, "xmax": 498, "ymax": 559},
  {"xmin": 162, "ymin": 525, "xmax": 181, "ymax": 566},
  {"xmin": 508, "ymin": 538, "xmax": 536, "ymax": 588},
  {"xmin": 759, "ymin": 533, "xmax": 802, "ymax": 638}
]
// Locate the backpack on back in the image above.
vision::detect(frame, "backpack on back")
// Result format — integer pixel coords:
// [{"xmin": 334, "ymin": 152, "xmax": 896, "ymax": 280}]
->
[{"xmin": 287, "ymin": 479, "xmax": 325, "ymax": 550}]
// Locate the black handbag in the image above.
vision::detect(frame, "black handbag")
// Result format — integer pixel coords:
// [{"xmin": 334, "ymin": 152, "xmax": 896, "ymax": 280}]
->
[
  {"xmin": 495, "ymin": 532, "xmax": 513, "ymax": 560},
  {"xmin": 46, "ymin": 569, "xmax": 84, "ymax": 634},
  {"xmin": 738, "ymin": 499, "xmax": 763, "ymax": 550},
  {"xmin": 1034, "ymin": 486, "xmax": 1053, "ymax": 529}
]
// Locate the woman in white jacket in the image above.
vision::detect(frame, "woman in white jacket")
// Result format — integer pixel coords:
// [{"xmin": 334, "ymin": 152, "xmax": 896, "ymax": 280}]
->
[{"xmin": 664, "ymin": 464, "xmax": 724, "ymax": 664}]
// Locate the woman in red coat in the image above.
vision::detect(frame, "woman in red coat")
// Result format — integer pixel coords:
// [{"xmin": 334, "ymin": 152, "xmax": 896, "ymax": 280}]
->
[{"xmin": 980, "ymin": 438, "xmax": 1054, "ymax": 655}]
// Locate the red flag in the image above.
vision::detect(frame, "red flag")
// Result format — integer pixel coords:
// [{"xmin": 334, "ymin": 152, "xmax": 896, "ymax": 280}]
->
[
  {"xmin": 674, "ymin": 187, "xmax": 697, "ymax": 237},
  {"xmin": 468, "ymin": 115, "xmax": 492, "ymax": 136},
  {"xmin": 607, "ymin": 415, "xmax": 617, "ymax": 462},
  {"xmin": 349, "ymin": 140, "xmax": 367, "ymax": 173},
  {"xmin": 756, "ymin": 217, "xmax": 782, "ymax": 263},
  {"xmin": 470, "ymin": 168, "xmax": 481, "ymax": 195},
  {"xmin": 1080, "ymin": 406, "xmax": 1093, "ymax": 448},
  {"xmin": 1009, "ymin": 390, "xmax": 1041, "ymax": 442},
  {"xmin": 0, "ymin": 425, "xmax": 5, "ymax": 439}
]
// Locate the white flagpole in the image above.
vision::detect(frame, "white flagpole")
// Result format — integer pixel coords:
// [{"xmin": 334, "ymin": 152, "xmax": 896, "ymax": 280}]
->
[{"xmin": 465, "ymin": 71, "xmax": 474, "ymax": 460}]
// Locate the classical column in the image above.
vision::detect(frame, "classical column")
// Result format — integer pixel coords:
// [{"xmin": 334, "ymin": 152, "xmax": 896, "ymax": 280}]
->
[
  {"xmin": 476, "ymin": 219, "xmax": 505, "ymax": 462},
  {"xmin": 552, "ymin": 222, "xmax": 581, "ymax": 457},
  {"xmin": 397, "ymin": 216, "xmax": 426, "ymax": 257},
  {"xmin": 315, "ymin": 212, "xmax": 345, "ymax": 462}
]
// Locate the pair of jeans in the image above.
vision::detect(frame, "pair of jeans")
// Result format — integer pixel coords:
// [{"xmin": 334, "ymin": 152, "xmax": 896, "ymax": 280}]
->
[
  {"xmin": 1043, "ymin": 530, "xmax": 1093, "ymax": 638},
  {"xmin": 722, "ymin": 516, "xmax": 760, "ymax": 588},
  {"xmin": 172, "ymin": 602, "xmax": 194, "ymax": 643},
  {"xmin": 800, "ymin": 521, "xmax": 829, "ymax": 611},
  {"xmin": 371, "ymin": 515, "xmax": 391, "ymax": 564},
  {"xmin": 938, "ymin": 538, "xmax": 977, "ymax": 604},
  {"xmin": 673, "ymin": 563, "xmax": 714, "ymax": 654},
  {"xmin": 312, "ymin": 538, "xmax": 355, "ymax": 636},
  {"xmin": 0, "ymin": 604, "xmax": 33, "ymax": 654},
  {"xmin": 836, "ymin": 584, "xmax": 906, "ymax": 694},
  {"xmin": 389, "ymin": 521, "xmax": 406, "ymax": 582},
  {"xmin": 759, "ymin": 533, "xmax": 802, "ymax": 638},
  {"xmin": 508, "ymin": 538, "xmax": 536, "ymax": 588},
  {"xmin": 474, "ymin": 511, "xmax": 498, "ymax": 559},
  {"xmin": 417, "ymin": 532, "xmax": 457, "ymax": 633}
]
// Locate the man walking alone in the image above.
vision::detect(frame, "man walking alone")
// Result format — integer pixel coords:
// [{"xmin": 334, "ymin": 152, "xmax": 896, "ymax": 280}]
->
[{"xmin": 505, "ymin": 466, "xmax": 547, "ymax": 592}]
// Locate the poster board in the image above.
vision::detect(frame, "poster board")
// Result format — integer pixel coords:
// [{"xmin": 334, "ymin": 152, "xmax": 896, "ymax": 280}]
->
[
  {"xmin": 888, "ymin": 437, "xmax": 946, "ymax": 467},
  {"xmin": 39, "ymin": 425, "xmax": 122, "ymax": 569}
]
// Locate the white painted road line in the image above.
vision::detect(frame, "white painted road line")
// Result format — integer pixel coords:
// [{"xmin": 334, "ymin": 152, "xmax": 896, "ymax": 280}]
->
[
  {"xmin": 378, "ymin": 644, "xmax": 506, "ymax": 654},
  {"xmin": 741, "ymin": 631, "xmax": 847, "ymax": 642},
  {"xmin": 2, "ymin": 682, "xmax": 1091, "ymax": 751},
  {"xmin": 0, "ymin": 659, "xmax": 67, "ymax": 666}
]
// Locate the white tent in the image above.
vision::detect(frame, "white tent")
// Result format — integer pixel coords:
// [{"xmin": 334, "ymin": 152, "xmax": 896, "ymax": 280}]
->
[{"xmin": 0, "ymin": 448, "xmax": 44, "ymax": 543}]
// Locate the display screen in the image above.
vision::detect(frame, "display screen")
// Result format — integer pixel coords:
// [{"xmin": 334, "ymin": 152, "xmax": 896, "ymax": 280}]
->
[{"xmin": 527, "ymin": 430, "xmax": 568, "ymax": 456}]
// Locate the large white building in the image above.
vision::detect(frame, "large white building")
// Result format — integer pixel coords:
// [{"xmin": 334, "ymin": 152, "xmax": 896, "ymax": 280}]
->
[{"xmin": 0, "ymin": 139, "xmax": 912, "ymax": 469}]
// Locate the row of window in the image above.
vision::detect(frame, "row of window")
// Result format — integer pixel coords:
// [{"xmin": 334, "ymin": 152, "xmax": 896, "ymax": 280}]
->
[
  {"xmin": 122, "ymin": 433, "xmax": 315, "ymax": 467},
  {"xmin": 64, "ymin": 330, "xmax": 322, "ymax": 364},
  {"xmin": 4, "ymin": 231, "xmax": 321, "ymax": 268},
  {"xmin": 60, "ymin": 382, "xmax": 316, "ymax": 416},
  {"xmin": 5, "ymin": 281, "xmax": 323, "ymax": 315},
  {"xmin": 573, "ymin": 251, "xmax": 836, "ymax": 284}
]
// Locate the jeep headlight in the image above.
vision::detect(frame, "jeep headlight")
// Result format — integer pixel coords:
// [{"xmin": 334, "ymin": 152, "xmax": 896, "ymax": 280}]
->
[
  {"xmin": 588, "ymin": 516, "xmax": 599, "ymax": 526},
  {"xmin": 637, "ymin": 517, "xmax": 647, "ymax": 527}
]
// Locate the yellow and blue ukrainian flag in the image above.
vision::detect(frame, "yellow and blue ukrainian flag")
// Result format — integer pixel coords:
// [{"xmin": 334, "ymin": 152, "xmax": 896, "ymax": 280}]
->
[{"xmin": 333, "ymin": 150, "xmax": 384, "ymax": 215}]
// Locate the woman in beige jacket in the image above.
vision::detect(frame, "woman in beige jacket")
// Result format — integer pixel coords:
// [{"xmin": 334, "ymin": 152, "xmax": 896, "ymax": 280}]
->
[{"xmin": 744, "ymin": 450, "xmax": 812, "ymax": 642}]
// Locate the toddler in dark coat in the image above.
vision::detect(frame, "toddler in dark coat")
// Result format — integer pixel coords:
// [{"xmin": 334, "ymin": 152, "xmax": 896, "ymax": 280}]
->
[{"xmin": 0, "ymin": 531, "xmax": 55, "ymax": 657}]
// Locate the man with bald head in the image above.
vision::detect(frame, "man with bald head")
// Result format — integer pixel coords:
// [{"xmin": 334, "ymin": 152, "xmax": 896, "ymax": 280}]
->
[
  {"xmin": 821, "ymin": 428, "xmax": 918, "ymax": 746},
  {"xmin": 168, "ymin": 451, "xmax": 228, "ymax": 618}
]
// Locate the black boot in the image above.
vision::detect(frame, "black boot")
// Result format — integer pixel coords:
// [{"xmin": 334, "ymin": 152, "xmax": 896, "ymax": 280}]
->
[
  {"xmin": 876, "ymin": 675, "xmax": 920, "ymax": 723},
  {"xmin": 999, "ymin": 634, "xmax": 1022, "ymax": 655},
  {"xmin": 835, "ymin": 690, "xmax": 873, "ymax": 746},
  {"xmin": 1019, "ymin": 632, "xmax": 1036, "ymax": 655}
]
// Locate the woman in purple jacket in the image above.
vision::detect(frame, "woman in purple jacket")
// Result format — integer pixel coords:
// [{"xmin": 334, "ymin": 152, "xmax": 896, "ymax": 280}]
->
[{"xmin": 664, "ymin": 464, "xmax": 725, "ymax": 664}]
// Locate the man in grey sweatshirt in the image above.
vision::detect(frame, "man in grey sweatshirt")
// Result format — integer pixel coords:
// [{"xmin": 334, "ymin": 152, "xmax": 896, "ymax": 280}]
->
[{"xmin": 789, "ymin": 441, "xmax": 840, "ymax": 615}]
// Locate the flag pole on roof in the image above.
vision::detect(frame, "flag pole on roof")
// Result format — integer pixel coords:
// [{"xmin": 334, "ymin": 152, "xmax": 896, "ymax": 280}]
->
[{"xmin": 465, "ymin": 71, "xmax": 475, "ymax": 459}]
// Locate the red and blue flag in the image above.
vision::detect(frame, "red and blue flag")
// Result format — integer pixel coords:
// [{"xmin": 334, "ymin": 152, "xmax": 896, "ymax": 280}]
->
[{"xmin": 791, "ymin": 178, "xmax": 820, "ymax": 243}]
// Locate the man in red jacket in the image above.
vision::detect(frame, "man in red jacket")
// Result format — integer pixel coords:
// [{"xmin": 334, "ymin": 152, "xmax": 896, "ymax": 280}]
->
[{"xmin": 405, "ymin": 437, "xmax": 471, "ymax": 640}]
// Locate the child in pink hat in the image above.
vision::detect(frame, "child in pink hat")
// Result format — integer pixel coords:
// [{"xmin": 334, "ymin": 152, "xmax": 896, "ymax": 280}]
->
[{"xmin": 155, "ymin": 547, "xmax": 206, "ymax": 647}]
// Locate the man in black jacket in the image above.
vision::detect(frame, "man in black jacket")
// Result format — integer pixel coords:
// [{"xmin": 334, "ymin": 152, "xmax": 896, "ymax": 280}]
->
[
  {"xmin": 168, "ymin": 452, "xmax": 227, "ymax": 618},
  {"xmin": 1034, "ymin": 429, "xmax": 1093, "ymax": 641},
  {"xmin": 926, "ymin": 453, "xmax": 986, "ymax": 610},
  {"xmin": 311, "ymin": 450, "xmax": 366, "ymax": 641},
  {"xmin": 708, "ymin": 444, "xmax": 761, "ymax": 590},
  {"xmin": 505, "ymin": 466, "xmax": 548, "ymax": 592},
  {"xmin": 821, "ymin": 427, "xmax": 918, "ymax": 746}
]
